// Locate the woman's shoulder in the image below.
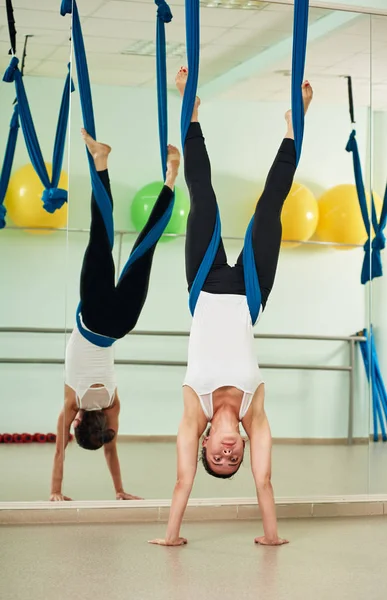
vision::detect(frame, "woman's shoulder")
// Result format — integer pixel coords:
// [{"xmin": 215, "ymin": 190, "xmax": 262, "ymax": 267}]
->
[{"xmin": 182, "ymin": 386, "xmax": 208, "ymax": 430}]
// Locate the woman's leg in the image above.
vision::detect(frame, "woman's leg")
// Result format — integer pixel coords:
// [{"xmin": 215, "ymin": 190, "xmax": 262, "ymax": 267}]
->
[
  {"xmin": 176, "ymin": 69, "xmax": 228, "ymax": 291},
  {"xmin": 237, "ymin": 82, "xmax": 313, "ymax": 309},
  {"xmin": 112, "ymin": 172, "xmax": 177, "ymax": 336},
  {"xmin": 79, "ymin": 133, "xmax": 116, "ymax": 332}
]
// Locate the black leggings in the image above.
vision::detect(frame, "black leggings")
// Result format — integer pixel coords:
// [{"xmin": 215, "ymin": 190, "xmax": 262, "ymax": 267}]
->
[
  {"xmin": 184, "ymin": 123, "xmax": 296, "ymax": 310},
  {"xmin": 80, "ymin": 170, "xmax": 173, "ymax": 338}
]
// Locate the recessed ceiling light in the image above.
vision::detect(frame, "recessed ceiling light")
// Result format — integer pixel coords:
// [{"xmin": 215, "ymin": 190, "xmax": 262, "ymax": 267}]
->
[
  {"xmin": 121, "ymin": 41, "xmax": 186, "ymax": 58},
  {"xmin": 200, "ymin": 0, "xmax": 268, "ymax": 9}
]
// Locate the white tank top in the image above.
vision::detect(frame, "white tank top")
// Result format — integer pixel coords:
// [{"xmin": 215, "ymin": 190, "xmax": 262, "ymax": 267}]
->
[
  {"xmin": 65, "ymin": 318, "xmax": 116, "ymax": 411},
  {"xmin": 184, "ymin": 292, "xmax": 263, "ymax": 421}
]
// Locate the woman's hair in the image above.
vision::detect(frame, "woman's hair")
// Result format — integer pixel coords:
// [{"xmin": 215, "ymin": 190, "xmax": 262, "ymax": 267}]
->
[
  {"xmin": 200, "ymin": 427, "xmax": 244, "ymax": 479},
  {"xmin": 74, "ymin": 410, "xmax": 115, "ymax": 451}
]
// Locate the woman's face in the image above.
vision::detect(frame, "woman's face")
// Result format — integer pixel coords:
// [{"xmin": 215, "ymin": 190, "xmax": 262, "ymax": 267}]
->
[{"xmin": 202, "ymin": 431, "xmax": 245, "ymax": 476}]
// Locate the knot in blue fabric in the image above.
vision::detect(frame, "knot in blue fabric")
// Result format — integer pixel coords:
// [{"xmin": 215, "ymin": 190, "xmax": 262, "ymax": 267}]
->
[
  {"xmin": 3, "ymin": 57, "xmax": 19, "ymax": 83},
  {"xmin": 345, "ymin": 130, "xmax": 356, "ymax": 153},
  {"xmin": 60, "ymin": 0, "xmax": 73, "ymax": 16},
  {"xmin": 0, "ymin": 204, "xmax": 6, "ymax": 229},
  {"xmin": 42, "ymin": 188, "xmax": 68, "ymax": 213},
  {"xmin": 372, "ymin": 231, "xmax": 386, "ymax": 251},
  {"xmin": 155, "ymin": 0, "xmax": 173, "ymax": 23}
]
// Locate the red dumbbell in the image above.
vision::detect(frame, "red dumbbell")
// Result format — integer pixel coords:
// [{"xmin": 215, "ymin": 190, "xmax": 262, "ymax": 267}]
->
[
  {"xmin": 33, "ymin": 433, "xmax": 47, "ymax": 443},
  {"xmin": 2, "ymin": 434, "xmax": 13, "ymax": 443},
  {"xmin": 68, "ymin": 433, "xmax": 74, "ymax": 442},
  {"xmin": 0, "ymin": 434, "xmax": 3, "ymax": 443},
  {"xmin": 12, "ymin": 433, "xmax": 23, "ymax": 443},
  {"xmin": 21, "ymin": 433, "xmax": 33, "ymax": 443},
  {"xmin": 46, "ymin": 433, "xmax": 56, "ymax": 443}
]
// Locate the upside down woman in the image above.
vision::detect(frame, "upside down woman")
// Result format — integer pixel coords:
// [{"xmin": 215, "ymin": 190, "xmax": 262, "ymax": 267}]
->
[
  {"xmin": 150, "ymin": 68, "xmax": 313, "ymax": 545},
  {"xmin": 50, "ymin": 131, "xmax": 180, "ymax": 501}
]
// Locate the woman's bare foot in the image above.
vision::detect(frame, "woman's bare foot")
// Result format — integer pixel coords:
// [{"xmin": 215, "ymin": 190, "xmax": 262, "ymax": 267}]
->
[
  {"xmin": 165, "ymin": 144, "xmax": 180, "ymax": 191},
  {"xmin": 175, "ymin": 67, "xmax": 200, "ymax": 122},
  {"xmin": 81, "ymin": 128, "xmax": 111, "ymax": 170},
  {"xmin": 285, "ymin": 81, "xmax": 313, "ymax": 139},
  {"xmin": 167, "ymin": 144, "xmax": 180, "ymax": 175}
]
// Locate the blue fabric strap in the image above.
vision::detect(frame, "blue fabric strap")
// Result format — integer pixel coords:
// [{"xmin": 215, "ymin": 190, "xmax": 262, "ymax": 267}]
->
[
  {"xmin": 346, "ymin": 130, "xmax": 372, "ymax": 284},
  {"xmin": 3, "ymin": 57, "xmax": 73, "ymax": 213},
  {"xmin": 0, "ymin": 104, "xmax": 19, "ymax": 229},
  {"xmin": 358, "ymin": 329, "xmax": 387, "ymax": 441},
  {"xmin": 62, "ymin": 0, "xmax": 175, "ymax": 346},
  {"xmin": 291, "ymin": 0, "xmax": 309, "ymax": 165}
]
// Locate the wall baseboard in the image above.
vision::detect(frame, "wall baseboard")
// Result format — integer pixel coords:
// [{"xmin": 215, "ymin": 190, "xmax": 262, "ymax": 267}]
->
[
  {"xmin": 117, "ymin": 435, "xmax": 369, "ymax": 445},
  {"xmin": 1, "ymin": 495, "xmax": 386, "ymax": 525}
]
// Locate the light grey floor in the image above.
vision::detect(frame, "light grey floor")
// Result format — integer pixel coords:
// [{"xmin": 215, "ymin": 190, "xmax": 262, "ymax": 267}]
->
[
  {"xmin": 1, "ymin": 518, "xmax": 386, "ymax": 600},
  {"xmin": 1, "ymin": 441, "xmax": 386, "ymax": 501}
]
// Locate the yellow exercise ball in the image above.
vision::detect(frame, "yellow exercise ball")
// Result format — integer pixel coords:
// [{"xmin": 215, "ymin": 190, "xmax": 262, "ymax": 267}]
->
[
  {"xmin": 280, "ymin": 182, "xmax": 319, "ymax": 248},
  {"xmin": 5, "ymin": 163, "xmax": 68, "ymax": 234},
  {"xmin": 316, "ymin": 184, "xmax": 382, "ymax": 249}
]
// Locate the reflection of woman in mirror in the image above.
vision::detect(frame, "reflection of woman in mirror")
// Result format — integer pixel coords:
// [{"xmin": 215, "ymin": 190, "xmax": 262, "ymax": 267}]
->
[
  {"xmin": 50, "ymin": 132, "xmax": 181, "ymax": 501},
  {"xmin": 150, "ymin": 68, "xmax": 313, "ymax": 546}
]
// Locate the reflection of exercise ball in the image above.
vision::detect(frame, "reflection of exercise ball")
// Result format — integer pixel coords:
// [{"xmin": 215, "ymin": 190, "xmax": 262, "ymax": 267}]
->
[
  {"xmin": 280, "ymin": 182, "xmax": 318, "ymax": 248},
  {"xmin": 131, "ymin": 181, "xmax": 189, "ymax": 242},
  {"xmin": 5, "ymin": 163, "xmax": 68, "ymax": 234},
  {"xmin": 316, "ymin": 184, "xmax": 382, "ymax": 249}
]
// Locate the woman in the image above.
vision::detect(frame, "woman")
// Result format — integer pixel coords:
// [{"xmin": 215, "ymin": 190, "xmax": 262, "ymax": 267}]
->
[
  {"xmin": 150, "ymin": 68, "xmax": 313, "ymax": 545},
  {"xmin": 50, "ymin": 130, "xmax": 180, "ymax": 501}
]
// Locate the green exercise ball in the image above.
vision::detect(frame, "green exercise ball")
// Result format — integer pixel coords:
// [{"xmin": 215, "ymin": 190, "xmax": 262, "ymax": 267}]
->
[{"xmin": 131, "ymin": 181, "xmax": 189, "ymax": 242}]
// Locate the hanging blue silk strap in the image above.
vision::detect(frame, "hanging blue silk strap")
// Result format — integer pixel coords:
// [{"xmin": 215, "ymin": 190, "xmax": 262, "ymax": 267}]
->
[
  {"xmin": 0, "ymin": 104, "xmax": 19, "ymax": 229},
  {"xmin": 346, "ymin": 130, "xmax": 372, "ymax": 284},
  {"xmin": 3, "ymin": 57, "xmax": 74, "ymax": 213}
]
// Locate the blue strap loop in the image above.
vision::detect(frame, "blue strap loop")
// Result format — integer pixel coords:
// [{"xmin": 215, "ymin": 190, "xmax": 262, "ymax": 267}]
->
[
  {"xmin": 62, "ymin": 0, "xmax": 175, "ymax": 347},
  {"xmin": 3, "ymin": 56, "xmax": 73, "ymax": 212},
  {"xmin": 346, "ymin": 129, "xmax": 373, "ymax": 284},
  {"xmin": 155, "ymin": 0, "xmax": 172, "ymax": 23},
  {"xmin": 3, "ymin": 55, "xmax": 18, "ymax": 82},
  {"xmin": 41, "ymin": 187, "xmax": 68, "ymax": 213}
]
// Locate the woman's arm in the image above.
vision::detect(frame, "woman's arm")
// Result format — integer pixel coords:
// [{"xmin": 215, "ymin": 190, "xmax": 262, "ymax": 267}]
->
[
  {"xmin": 247, "ymin": 411, "xmax": 288, "ymax": 546},
  {"xmin": 149, "ymin": 389, "xmax": 206, "ymax": 546},
  {"xmin": 104, "ymin": 397, "xmax": 142, "ymax": 500},
  {"xmin": 149, "ymin": 417, "xmax": 200, "ymax": 546},
  {"xmin": 50, "ymin": 392, "xmax": 77, "ymax": 501}
]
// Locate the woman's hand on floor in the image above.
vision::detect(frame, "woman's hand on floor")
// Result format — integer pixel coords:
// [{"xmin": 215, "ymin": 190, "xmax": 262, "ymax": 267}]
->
[
  {"xmin": 116, "ymin": 491, "xmax": 143, "ymax": 500},
  {"xmin": 50, "ymin": 493, "xmax": 72, "ymax": 501},
  {"xmin": 148, "ymin": 538, "xmax": 188, "ymax": 547},
  {"xmin": 254, "ymin": 536, "xmax": 289, "ymax": 546}
]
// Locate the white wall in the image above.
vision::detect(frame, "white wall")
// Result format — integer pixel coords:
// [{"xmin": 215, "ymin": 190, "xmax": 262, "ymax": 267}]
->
[{"xmin": 0, "ymin": 76, "xmax": 372, "ymax": 437}]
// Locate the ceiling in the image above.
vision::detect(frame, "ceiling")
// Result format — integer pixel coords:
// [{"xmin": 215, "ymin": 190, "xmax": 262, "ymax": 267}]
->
[{"xmin": 0, "ymin": 0, "xmax": 386, "ymax": 108}]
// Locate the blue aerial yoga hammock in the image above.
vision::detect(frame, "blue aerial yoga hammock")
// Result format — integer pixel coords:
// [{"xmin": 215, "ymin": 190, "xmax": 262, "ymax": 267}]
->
[
  {"xmin": 60, "ymin": 0, "xmax": 175, "ymax": 348},
  {"xmin": 0, "ymin": 104, "xmax": 19, "ymax": 229},
  {"xmin": 1, "ymin": 1, "xmax": 21, "ymax": 228},
  {"xmin": 345, "ymin": 76, "xmax": 387, "ymax": 284},
  {"xmin": 186, "ymin": 0, "xmax": 309, "ymax": 324},
  {"xmin": 2, "ymin": 58, "xmax": 74, "ymax": 213}
]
